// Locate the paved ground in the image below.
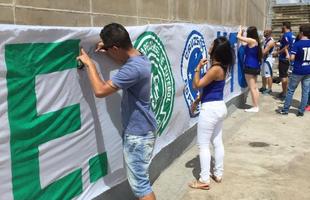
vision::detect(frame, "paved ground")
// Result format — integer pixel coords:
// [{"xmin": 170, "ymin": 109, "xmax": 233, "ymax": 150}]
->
[{"xmin": 153, "ymin": 82, "xmax": 310, "ymax": 200}]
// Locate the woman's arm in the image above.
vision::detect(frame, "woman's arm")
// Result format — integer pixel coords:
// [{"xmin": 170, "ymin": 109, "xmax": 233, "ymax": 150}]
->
[
  {"xmin": 237, "ymin": 26, "xmax": 257, "ymax": 47},
  {"xmin": 193, "ymin": 59, "xmax": 219, "ymax": 89}
]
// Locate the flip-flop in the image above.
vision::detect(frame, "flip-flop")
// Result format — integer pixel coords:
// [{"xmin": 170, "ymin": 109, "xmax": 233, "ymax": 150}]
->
[{"xmin": 188, "ymin": 180, "xmax": 210, "ymax": 190}]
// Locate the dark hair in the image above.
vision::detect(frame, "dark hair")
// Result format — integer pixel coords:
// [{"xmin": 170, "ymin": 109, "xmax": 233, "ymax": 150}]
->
[
  {"xmin": 300, "ymin": 24, "xmax": 310, "ymax": 38},
  {"xmin": 282, "ymin": 22, "xmax": 291, "ymax": 30},
  {"xmin": 246, "ymin": 26, "xmax": 263, "ymax": 62},
  {"xmin": 295, "ymin": 33, "xmax": 302, "ymax": 42},
  {"xmin": 100, "ymin": 23, "xmax": 133, "ymax": 49},
  {"xmin": 210, "ymin": 36, "xmax": 235, "ymax": 73}
]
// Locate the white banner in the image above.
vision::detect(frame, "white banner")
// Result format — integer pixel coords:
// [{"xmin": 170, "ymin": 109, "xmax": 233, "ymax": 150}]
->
[{"xmin": 0, "ymin": 23, "xmax": 246, "ymax": 200}]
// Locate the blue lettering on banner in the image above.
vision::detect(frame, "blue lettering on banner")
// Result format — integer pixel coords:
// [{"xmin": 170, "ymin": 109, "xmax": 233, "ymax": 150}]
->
[
  {"xmin": 217, "ymin": 31, "xmax": 247, "ymax": 90},
  {"xmin": 181, "ymin": 30, "xmax": 207, "ymax": 117}
]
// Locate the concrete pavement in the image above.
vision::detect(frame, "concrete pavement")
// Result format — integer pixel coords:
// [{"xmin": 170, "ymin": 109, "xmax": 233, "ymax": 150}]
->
[{"xmin": 152, "ymin": 82, "xmax": 310, "ymax": 200}]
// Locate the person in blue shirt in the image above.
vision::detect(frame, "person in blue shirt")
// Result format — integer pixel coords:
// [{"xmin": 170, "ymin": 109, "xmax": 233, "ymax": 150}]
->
[
  {"xmin": 188, "ymin": 36, "xmax": 234, "ymax": 190},
  {"xmin": 77, "ymin": 23, "xmax": 157, "ymax": 200},
  {"xmin": 279, "ymin": 24, "xmax": 310, "ymax": 116},
  {"xmin": 273, "ymin": 22, "xmax": 295, "ymax": 100},
  {"xmin": 237, "ymin": 26, "xmax": 263, "ymax": 112}
]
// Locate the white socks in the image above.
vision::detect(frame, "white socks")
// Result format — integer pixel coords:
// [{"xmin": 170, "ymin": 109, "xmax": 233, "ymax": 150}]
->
[{"xmin": 244, "ymin": 107, "xmax": 259, "ymax": 113}]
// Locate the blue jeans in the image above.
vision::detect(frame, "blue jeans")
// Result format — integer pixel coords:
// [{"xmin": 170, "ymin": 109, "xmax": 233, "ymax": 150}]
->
[
  {"xmin": 283, "ymin": 74, "xmax": 310, "ymax": 113},
  {"xmin": 123, "ymin": 131, "xmax": 155, "ymax": 198}
]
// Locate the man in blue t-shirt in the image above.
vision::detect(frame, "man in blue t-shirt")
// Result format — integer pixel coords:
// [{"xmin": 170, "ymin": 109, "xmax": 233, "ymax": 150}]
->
[
  {"xmin": 273, "ymin": 22, "xmax": 295, "ymax": 100},
  {"xmin": 279, "ymin": 24, "xmax": 310, "ymax": 116},
  {"xmin": 77, "ymin": 23, "xmax": 157, "ymax": 200}
]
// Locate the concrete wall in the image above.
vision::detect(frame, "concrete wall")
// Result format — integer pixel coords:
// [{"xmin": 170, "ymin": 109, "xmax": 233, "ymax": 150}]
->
[{"xmin": 0, "ymin": 0, "xmax": 268, "ymax": 29}]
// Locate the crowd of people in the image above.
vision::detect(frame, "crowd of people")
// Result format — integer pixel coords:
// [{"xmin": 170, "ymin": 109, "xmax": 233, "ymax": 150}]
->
[
  {"xmin": 77, "ymin": 22, "xmax": 309, "ymax": 199},
  {"xmin": 189, "ymin": 22, "xmax": 310, "ymax": 192}
]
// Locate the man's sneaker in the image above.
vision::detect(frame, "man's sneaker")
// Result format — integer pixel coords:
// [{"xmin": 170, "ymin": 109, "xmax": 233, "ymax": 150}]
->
[
  {"xmin": 262, "ymin": 89, "xmax": 272, "ymax": 95},
  {"xmin": 277, "ymin": 110, "xmax": 288, "ymax": 115},
  {"xmin": 245, "ymin": 107, "xmax": 259, "ymax": 113},
  {"xmin": 305, "ymin": 105, "xmax": 310, "ymax": 111},
  {"xmin": 259, "ymin": 87, "xmax": 267, "ymax": 93},
  {"xmin": 296, "ymin": 112, "xmax": 304, "ymax": 117}
]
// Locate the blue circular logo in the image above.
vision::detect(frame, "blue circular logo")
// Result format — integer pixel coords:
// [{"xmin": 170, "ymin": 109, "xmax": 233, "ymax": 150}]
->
[{"xmin": 181, "ymin": 30, "xmax": 207, "ymax": 117}]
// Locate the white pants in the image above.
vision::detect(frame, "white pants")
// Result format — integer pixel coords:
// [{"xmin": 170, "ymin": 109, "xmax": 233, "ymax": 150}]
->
[{"xmin": 197, "ymin": 101, "xmax": 227, "ymax": 182}]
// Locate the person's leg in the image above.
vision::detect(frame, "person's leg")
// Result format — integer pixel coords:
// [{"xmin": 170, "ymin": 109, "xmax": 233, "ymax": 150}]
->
[
  {"xmin": 279, "ymin": 60, "xmax": 289, "ymax": 96},
  {"xmin": 306, "ymin": 91, "xmax": 310, "ymax": 111},
  {"xmin": 266, "ymin": 59, "xmax": 273, "ymax": 91},
  {"xmin": 281, "ymin": 74, "xmax": 301, "ymax": 113},
  {"xmin": 260, "ymin": 62, "xmax": 267, "ymax": 92},
  {"xmin": 267, "ymin": 77, "xmax": 273, "ymax": 91},
  {"xmin": 261, "ymin": 77, "xmax": 267, "ymax": 91},
  {"xmin": 140, "ymin": 192, "xmax": 156, "ymax": 200},
  {"xmin": 298, "ymin": 75, "xmax": 310, "ymax": 115},
  {"xmin": 123, "ymin": 132, "xmax": 156, "ymax": 200},
  {"xmin": 262, "ymin": 75, "xmax": 273, "ymax": 94},
  {"xmin": 211, "ymin": 120, "xmax": 224, "ymax": 178},
  {"xmin": 245, "ymin": 74, "xmax": 259, "ymax": 109},
  {"xmin": 282, "ymin": 77, "xmax": 288, "ymax": 95},
  {"xmin": 197, "ymin": 103, "xmax": 217, "ymax": 183}
]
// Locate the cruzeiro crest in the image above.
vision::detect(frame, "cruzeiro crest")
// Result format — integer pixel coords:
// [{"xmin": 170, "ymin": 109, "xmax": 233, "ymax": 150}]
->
[
  {"xmin": 181, "ymin": 30, "xmax": 208, "ymax": 117},
  {"xmin": 134, "ymin": 31, "xmax": 175, "ymax": 136}
]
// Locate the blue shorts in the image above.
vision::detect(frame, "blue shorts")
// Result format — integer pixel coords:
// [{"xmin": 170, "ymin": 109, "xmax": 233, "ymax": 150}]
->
[{"xmin": 123, "ymin": 131, "xmax": 155, "ymax": 198}]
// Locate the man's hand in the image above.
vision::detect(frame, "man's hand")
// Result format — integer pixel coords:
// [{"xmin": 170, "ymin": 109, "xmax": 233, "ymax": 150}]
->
[
  {"xmin": 95, "ymin": 41, "xmax": 105, "ymax": 52},
  {"xmin": 77, "ymin": 48, "xmax": 93, "ymax": 67},
  {"xmin": 272, "ymin": 51, "xmax": 278, "ymax": 57}
]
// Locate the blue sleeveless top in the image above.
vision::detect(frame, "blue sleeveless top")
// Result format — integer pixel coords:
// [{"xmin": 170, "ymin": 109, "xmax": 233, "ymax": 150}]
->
[
  {"xmin": 244, "ymin": 45, "xmax": 260, "ymax": 69},
  {"xmin": 201, "ymin": 80, "xmax": 225, "ymax": 103}
]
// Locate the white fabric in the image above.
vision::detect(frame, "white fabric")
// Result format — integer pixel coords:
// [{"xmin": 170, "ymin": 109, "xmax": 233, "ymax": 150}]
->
[{"xmin": 0, "ymin": 23, "xmax": 246, "ymax": 199}]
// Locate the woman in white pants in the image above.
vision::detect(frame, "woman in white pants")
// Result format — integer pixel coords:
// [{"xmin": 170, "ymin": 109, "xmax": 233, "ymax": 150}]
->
[{"xmin": 189, "ymin": 36, "xmax": 234, "ymax": 190}]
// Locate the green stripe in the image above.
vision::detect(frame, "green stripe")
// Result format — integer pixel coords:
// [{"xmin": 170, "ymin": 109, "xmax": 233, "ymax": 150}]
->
[{"xmin": 89, "ymin": 153, "xmax": 108, "ymax": 183}]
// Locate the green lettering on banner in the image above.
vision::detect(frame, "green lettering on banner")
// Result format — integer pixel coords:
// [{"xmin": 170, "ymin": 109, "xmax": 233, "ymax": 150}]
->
[
  {"xmin": 5, "ymin": 40, "xmax": 108, "ymax": 200},
  {"xmin": 89, "ymin": 153, "xmax": 108, "ymax": 183},
  {"xmin": 134, "ymin": 32, "xmax": 175, "ymax": 136}
]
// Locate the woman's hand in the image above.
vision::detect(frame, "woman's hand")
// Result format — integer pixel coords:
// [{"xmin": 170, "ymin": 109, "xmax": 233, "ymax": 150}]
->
[
  {"xmin": 190, "ymin": 95, "xmax": 201, "ymax": 114},
  {"xmin": 197, "ymin": 58, "xmax": 208, "ymax": 69},
  {"xmin": 238, "ymin": 25, "xmax": 245, "ymax": 34},
  {"xmin": 237, "ymin": 25, "xmax": 245, "ymax": 40},
  {"xmin": 190, "ymin": 101, "xmax": 198, "ymax": 114}
]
